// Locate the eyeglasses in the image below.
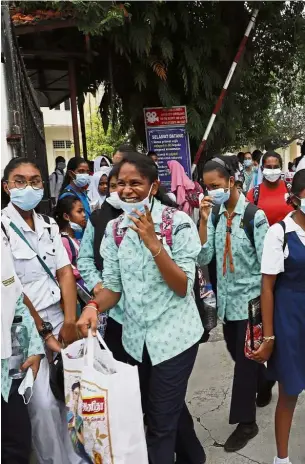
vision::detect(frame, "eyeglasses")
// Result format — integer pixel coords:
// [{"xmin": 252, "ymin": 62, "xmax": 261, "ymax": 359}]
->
[{"xmin": 7, "ymin": 179, "xmax": 44, "ymax": 190}]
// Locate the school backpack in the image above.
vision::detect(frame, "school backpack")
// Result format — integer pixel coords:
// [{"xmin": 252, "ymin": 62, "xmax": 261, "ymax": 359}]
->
[
  {"xmin": 253, "ymin": 179, "xmax": 291, "ymax": 206},
  {"xmin": 185, "ymin": 181, "xmax": 204, "ymax": 209},
  {"xmin": 113, "ymin": 206, "xmax": 177, "ymax": 247}
]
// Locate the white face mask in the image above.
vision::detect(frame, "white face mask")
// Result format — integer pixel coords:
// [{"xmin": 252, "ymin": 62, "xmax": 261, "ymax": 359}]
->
[
  {"xmin": 70, "ymin": 221, "xmax": 83, "ymax": 232},
  {"xmin": 18, "ymin": 368, "xmax": 34, "ymax": 405},
  {"xmin": 263, "ymin": 168, "xmax": 282, "ymax": 183},
  {"xmin": 208, "ymin": 184, "xmax": 230, "ymax": 205},
  {"xmin": 118, "ymin": 185, "xmax": 153, "ymax": 216},
  {"xmin": 106, "ymin": 191, "xmax": 121, "ymax": 210}
]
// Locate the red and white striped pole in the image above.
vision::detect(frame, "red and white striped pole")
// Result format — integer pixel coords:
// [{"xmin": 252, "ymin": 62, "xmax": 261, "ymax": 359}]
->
[{"xmin": 191, "ymin": 8, "xmax": 259, "ymax": 174}]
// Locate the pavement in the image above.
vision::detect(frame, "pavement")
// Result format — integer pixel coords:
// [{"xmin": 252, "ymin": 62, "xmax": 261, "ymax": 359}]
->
[{"xmin": 187, "ymin": 324, "xmax": 305, "ymax": 464}]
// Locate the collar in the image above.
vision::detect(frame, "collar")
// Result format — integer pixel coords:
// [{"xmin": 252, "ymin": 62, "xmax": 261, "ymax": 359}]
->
[
  {"xmin": 5, "ymin": 202, "xmax": 51, "ymax": 239},
  {"xmin": 219, "ymin": 192, "xmax": 246, "ymax": 217},
  {"xmin": 284, "ymin": 212, "xmax": 305, "ymax": 236},
  {"xmin": 119, "ymin": 198, "xmax": 163, "ymax": 229}
]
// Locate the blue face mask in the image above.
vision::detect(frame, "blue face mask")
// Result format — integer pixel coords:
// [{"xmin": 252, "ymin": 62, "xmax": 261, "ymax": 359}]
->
[
  {"xmin": 10, "ymin": 187, "xmax": 44, "ymax": 211},
  {"xmin": 244, "ymin": 159, "xmax": 253, "ymax": 168},
  {"xmin": 74, "ymin": 173, "xmax": 90, "ymax": 188},
  {"xmin": 209, "ymin": 186, "xmax": 230, "ymax": 205},
  {"xmin": 253, "ymin": 166, "xmax": 259, "ymax": 173}
]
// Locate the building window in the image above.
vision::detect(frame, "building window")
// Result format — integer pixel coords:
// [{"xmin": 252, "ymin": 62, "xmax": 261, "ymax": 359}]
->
[
  {"xmin": 53, "ymin": 140, "xmax": 65, "ymax": 149},
  {"xmin": 65, "ymin": 140, "xmax": 72, "ymax": 149},
  {"xmin": 54, "ymin": 105, "xmax": 60, "ymax": 110},
  {"xmin": 64, "ymin": 99, "xmax": 71, "ymax": 111}
]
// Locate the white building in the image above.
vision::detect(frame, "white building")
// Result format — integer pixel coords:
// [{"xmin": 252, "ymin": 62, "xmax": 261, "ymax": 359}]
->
[{"xmin": 41, "ymin": 100, "xmax": 75, "ymax": 175}]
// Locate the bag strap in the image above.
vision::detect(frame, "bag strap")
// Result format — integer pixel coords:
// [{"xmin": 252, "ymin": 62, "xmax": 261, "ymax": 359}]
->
[
  {"xmin": 253, "ymin": 185, "xmax": 260, "ymax": 205},
  {"xmin": 41, "ymin": 214, "xmax": 51, "ymax": 237},
  {"xmin": 9, "ymin": 221, "xmax": 59, "ymax": 287},
  {"xmin": 65, "ymin": 235, "xmax": 77, "ymax": 266},
  {"xmin": 278, "ymin": 220, "xmax": 288, "ymax": 251},
  {"xmin": 1, "ymin": 221, "xmax": 9, "ymax": 239},
  {"xmin": 160, "ymin": 206, "xmax": 176, "ymax": 247},
  {"xmin": 113, "ymin": 214, "xmax": 126, "ymax": 247},
  {"xmin": 211, "ymin": 205, "xmax": 222, "ymax": 229},
  {"xmin": 242, "ymin": 202, "xmax": 258, "ymax": 248}
]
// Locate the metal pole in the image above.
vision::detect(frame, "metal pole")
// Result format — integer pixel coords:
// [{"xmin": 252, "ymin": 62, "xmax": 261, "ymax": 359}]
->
[
  {"xmin": 68, "ymin": 59, "xmax": 81, "ymax": 157},
  {"xmin": 192, "ymin": 9, "xmax": 259, "ymax": 173},
  {"xmin": 78, "ymin": 94, "xmax": 88, "ymax": 160}
]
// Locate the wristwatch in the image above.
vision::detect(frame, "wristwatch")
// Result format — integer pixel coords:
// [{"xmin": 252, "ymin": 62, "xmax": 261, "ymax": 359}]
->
[{"xmin": 38, "ymin": 321, "xmax": 54, "ymax": 339}]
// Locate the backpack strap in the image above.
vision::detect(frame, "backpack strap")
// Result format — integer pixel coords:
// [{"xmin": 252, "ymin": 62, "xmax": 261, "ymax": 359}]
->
[
  {"xmin": 66, "ymin": 236, "xmax": 77, "ymax": 267},
  {"xmin": 278, "ymin": 220, "xmax": 288, "ymax": 251},
  {"xmin": 41, "ymin": 214, "xmax": 52, "ymax": 238},
  {"xmin": 242, "ymin": 202, "xmax": 258, "ymax": 248},
  {"xmin": 211, "ymin": 205, "xmax": 222, "ymax": 229},
  {"xmin": 113, "ymin": 214, "xmax": 127, "ymax": 247},
  {"xmin": 253, "ymin": 185, "xmax": 260, "ymax": 206},
  {"xmin": 1, "ymin": 222, "xmax": 9, "ymax": 240},
  {"xmin": 160, "ymin": 206, "xmax": 176, "ymax": 247}
]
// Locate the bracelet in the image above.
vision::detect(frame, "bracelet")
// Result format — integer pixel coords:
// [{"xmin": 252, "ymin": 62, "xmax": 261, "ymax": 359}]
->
[
  {"xmin": 152, "ymin": 245, "xmax": 163, "ymax": 258},
  {"xmin": 85, "ymin": 304, "xmax": 99, "ymax": 313},
  {"xmin": 87, "ymin": 300, "xmax": 98, "ymax": 308},
  {"xmin": 263, "ymin": 336, "xmax": 275, "ymax": 343},
  {"xmin": 44, "ymin": 333, "xmax": 54, "ymax": 341}
]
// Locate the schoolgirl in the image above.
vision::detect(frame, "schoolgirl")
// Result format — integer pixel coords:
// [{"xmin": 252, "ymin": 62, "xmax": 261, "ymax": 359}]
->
[
  {"xmin": 77, "ymin": 152, "xmax": 205, "ymax": 464},
  {"xmin": 197, "ymin": 155, "xmax": 271, "ymax": 452},
  {"xmin": 2, "ymin": 157, "xmax": 82, "ymax": 464},
  {"xmin": 253, "ymin": 169, "xmax": 305, "ymax": 464}
]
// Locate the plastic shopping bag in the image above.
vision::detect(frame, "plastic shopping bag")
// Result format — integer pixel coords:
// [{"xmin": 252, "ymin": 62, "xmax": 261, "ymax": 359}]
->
[{"xmin": 62, "ymin": 331, "xmax": 148, "ymax": 464}]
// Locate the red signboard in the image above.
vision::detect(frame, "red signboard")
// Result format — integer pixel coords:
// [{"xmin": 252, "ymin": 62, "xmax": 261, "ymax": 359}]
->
[{"xmin": 144, "ymin": 106, "xmax": 187, "ymax": 127}]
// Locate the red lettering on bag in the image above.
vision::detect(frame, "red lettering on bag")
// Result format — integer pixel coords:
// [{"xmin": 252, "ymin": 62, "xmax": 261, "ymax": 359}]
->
[{"xmin": 82, "ymin": 396, "xmax": 105, "ymax": 415}]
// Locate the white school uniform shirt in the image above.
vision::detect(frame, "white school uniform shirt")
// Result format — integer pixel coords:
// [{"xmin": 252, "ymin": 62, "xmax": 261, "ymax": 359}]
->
[
  {"xmin": 1, "ymin": 229, "xmax": 23, "ymax": 359},
  {"xmin": 2, "ymin": 203, "xmax": 70, "ymax": 311},
  {"xmin": 261, "ymin": 212, "xmax": 305, "ymax": 275}
]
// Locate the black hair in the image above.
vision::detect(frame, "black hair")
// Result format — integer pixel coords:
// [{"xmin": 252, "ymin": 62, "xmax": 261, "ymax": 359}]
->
[
  {"xmin": 237, "ymin": 152, "xmax": 245, "ymax": 164},
  {"xmin": 262, "ymin": 150, "xmax": 283, "ymax": 169},
  {"xmin": 60, "ymin": 157, "xmax": 88, "ymax": 193},
  {"xmin": 244, "ymin": 151, "xmax": 252, "ymax": 157},
  {"xmin": 203, "ymin": 155, "xmax": 239, "ymax": 181},
  {"xmin": 291, "ymin": 169, "xmax": 305, "ymax": 196},
  {"xmin": 55, "ymin": 156, "xmax": 65, "ymax": 165},
  {"xmin": 1, "ymin": 157, "xmax": 41, "ymax": 209},
  {"xmin": 71, "ymin": 381, "xmax": 80, "ymax": 391},
  {"xmin": 54, "ymin": 195, "xmax": 82, "ymax": 231},
  {"xmin": 252, "ymin": 149, "xmax": 263, "ymax": 164},
  {"xmin": 115, "ymin": 143, "xmax": 135, "ymax": 154},
  {"xmin": 117, "ymin": 151, "xmax": 177, "ymax": 207},
  {"xmin": 288, "ymin": 161, "xmax": 294, "ymax": 171},
  {"xmin": 147, "ymin": 151, "xmax": 158, "ymax": 158}
]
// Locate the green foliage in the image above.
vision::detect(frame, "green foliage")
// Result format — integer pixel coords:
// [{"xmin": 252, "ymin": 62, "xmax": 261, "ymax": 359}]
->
[
  {"xmin": 14, "ymin": 1, "xmax": 305, "ymax": 157},
  {"xmin": 85, "ymin": 113, "xmax": 126, "ymax": 160}
]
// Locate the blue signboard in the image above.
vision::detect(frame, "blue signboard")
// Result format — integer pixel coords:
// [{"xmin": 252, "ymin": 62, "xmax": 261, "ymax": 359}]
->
[{"xmin": 146, "ymin": 126, "xmax": 192, "ymax": 191}]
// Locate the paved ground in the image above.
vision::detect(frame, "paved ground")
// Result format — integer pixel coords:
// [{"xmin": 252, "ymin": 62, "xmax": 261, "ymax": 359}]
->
[{"xmin": 187, "ymin": 325, "xmax": 305, "ymax": 464}]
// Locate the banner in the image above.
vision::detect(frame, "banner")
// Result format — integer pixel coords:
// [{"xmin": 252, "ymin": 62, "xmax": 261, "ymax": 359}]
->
[{"xmin": 144, "ymin": 106, "xmax": 191, "ymax": 191}]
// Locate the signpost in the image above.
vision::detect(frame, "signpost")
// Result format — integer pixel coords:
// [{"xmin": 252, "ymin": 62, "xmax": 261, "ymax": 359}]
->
[{"xmin": 144, "ymin": 106, "xmax": 191, "ymax": 190}]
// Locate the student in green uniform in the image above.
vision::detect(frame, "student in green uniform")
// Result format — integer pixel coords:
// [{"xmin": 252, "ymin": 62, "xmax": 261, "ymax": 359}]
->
[
  {"xmin": 197, "ymin": 155, "xmax": 272, "ymax": 453},
  {"xmin": 77, "ymin": 152, "xmax": 206, "ymax": 464}
]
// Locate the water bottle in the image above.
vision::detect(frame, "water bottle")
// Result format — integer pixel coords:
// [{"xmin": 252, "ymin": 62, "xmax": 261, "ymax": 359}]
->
[
  {"xmin": 202, "ymin": 284, "xmax": 217, "ymax": 331},
  {"xmin": 9, "ymin": 316, "xmax": 29, "ymax": 379}
]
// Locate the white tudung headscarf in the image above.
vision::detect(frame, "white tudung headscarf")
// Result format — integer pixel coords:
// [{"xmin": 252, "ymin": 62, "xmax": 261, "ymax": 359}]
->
[
  {"xmin": 87, "ymin": 167, "xmax": 112, "ymax": 209},
  {"xmin": 94, "ymin": 155, "xmax": 112, "ymax": 172}
]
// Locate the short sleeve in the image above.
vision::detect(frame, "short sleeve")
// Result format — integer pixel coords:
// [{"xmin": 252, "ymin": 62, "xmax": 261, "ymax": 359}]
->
[
  {"xmin": 78, "ymin": 220, "xmax": 103, "ymax": 291},
  {"xmin": 100, "ymin": 222, "xmax": 122, "ymax": 293},
  {"xmin": 171, "ymin": 212, "xmax": 201, "ymax": 294},
  {"xmin": 50, "ymin": 220, "xmax": 70, "ymax": 270},
  {"xmin": 253, "ymin": 209, "xmax": 269, "ymax": 264},
  {"xmin": 261, "ymin": 223, "xmax": 285, "ymax": 274},
  {"xmin": 197, "ymin": 211, "xmax": 215, "ymax": 267}
]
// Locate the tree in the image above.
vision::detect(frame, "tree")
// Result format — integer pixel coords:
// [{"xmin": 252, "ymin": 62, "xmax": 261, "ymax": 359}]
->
[
  {"xmin": 85, "ymin": 113, "xmax": 127, "ymax": 160},
  {"xmin": 14, "ymin": 1, "xmax": 305, "ymax": 157}
]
